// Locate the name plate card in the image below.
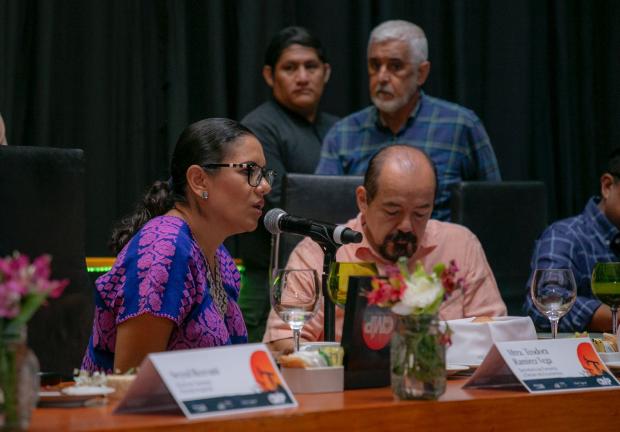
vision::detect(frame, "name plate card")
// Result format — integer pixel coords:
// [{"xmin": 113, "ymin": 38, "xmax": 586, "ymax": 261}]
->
[
  {"xmin": 115, "ymin": 343, "xmax": 297, "ymax": 419},
  {"xmin": 464, "ymin": 338, "xmax": 620, "ymax": 393}
]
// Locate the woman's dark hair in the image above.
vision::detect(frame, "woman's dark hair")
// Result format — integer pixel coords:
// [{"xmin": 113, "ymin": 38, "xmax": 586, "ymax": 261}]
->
[
  {"xmin": 264, "ymin": 26, "xmax": 326, "ymax": 69},
  {"xmin": 108, "ymin": 118, "xmax": 253, "ymax": 254}
]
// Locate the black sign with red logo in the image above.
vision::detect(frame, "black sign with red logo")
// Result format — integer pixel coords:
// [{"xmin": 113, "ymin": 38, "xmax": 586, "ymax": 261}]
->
[{"xmin": 342, "ymin": 276, "xmax": 394, "ymax": 389}]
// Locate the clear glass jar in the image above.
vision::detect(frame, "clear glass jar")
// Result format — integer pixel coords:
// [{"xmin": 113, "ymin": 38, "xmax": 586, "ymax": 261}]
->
[
  {"xmin": 390, "ymin": 314, "xmax": 446, "ymax": 400},
  {"xmin": 0, "ymin": 327, "xmax": 40, "ymax": 431}
]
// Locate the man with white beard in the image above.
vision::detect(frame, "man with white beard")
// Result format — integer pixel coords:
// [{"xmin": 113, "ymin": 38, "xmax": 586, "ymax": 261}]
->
[{"xmin": 315, "ymin": 20, "xmax": 501, "ymax": 221}]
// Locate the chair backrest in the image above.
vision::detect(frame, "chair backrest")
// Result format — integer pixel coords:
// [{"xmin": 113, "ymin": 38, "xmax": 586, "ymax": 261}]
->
[
  {"xmin": 0, "ymin": 146, "xmax": 93, "ymax": 377},
  {"xmin": 450, "ymin": 181, "xmax": 547, "ymax": 315},
  {"xmin": 277, "ymin": 174, "xmax": 364, "ymax": 267}
]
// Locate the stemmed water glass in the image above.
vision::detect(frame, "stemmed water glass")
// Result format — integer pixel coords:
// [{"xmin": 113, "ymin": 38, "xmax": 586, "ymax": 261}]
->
[
  {"xmin": 591, "ymin": 262, "xmax": 620, "ymax": 335},
  {"xmin": 531, "ymin": 269, "xmax": 577, "ymax": 339},
  {"xmin": 270, "ymin": 269, "xmax": 320, "ymax": 352}
]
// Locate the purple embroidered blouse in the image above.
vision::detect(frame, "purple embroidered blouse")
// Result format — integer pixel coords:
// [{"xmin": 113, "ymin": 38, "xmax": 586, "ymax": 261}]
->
[{"xmin": 81, "ymin": 216, "xmax": 248, "ymax": 372}]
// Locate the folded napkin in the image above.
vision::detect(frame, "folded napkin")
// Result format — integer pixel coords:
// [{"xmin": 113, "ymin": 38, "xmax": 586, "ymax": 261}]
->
[{"xmin": 443, "ymin": 316, "xmax": 537, "ymax": 365}]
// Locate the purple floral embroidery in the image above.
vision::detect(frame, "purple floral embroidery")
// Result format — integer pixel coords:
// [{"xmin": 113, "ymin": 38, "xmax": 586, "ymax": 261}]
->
[
  {"xmin": 82, "ymin": 216, "xmax": 247, "ymax": 373},
  {"xmin": 138, "ymin": 231, "xmax": 157, "ymax": 247},
  {"xmin": 137, "ymin": 253, "xmax": 154, "ymax": 269},
  {"xmin": 93, "ymin": 307, "xmax": 116, "ymax": 351},
  {"xmin": 227, "ymin": 303, "xmax": 247, "ymax": 336},
  {"xmin": 155, "ymin": 240, "xmax": 176, "ymax": 259}
]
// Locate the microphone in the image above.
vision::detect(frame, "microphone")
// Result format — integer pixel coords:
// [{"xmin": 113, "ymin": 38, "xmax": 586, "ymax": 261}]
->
[{"xmin": 264, "ymin": 208, "xmax": 363, "ymax": 245}]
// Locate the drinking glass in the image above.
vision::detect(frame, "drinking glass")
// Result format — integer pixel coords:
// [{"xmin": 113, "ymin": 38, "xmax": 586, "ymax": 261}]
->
[
  {"xmin": 270, "ymin": 269, "xmax": 320, "ymax": 352},
  {"xmin": 327, "ymin": 262, "xmax": 378, "ymax": 308},
  {"xmin": 530, "ymin": 269, "xmax": 577, "ymax": 339},
  {"xmin": 591, "ymin": 262, "xmax": 620, "ymax": 335}
]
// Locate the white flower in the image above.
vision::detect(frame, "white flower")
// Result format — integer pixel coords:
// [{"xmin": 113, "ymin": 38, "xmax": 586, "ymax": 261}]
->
[{"xmin": 392, "ymin": 275, "xmax": 443, "ymax": 315}]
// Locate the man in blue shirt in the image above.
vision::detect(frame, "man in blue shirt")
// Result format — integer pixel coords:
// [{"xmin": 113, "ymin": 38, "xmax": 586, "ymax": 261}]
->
[
  {"xmin": 315, "ymin": 20, "xmax": 501, "ymax": 221},
  {"xmin": 524, "ymin": 149, "xmax": 620, "ymax": 331}
]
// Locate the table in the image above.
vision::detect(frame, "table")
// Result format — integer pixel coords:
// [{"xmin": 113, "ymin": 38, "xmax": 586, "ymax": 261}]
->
[{"xmin": 30, "ymin": 378, "xmax": 620, "ymax": 432}]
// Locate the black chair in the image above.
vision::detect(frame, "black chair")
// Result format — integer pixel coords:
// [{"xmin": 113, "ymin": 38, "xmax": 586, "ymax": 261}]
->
[
  {"xmin": 276, "ymin": 174, "xmax": 364, "ymax": 267},
  {"xmin": 450, "ymin": 181, "xmax": 547, "ymax": 315},
  {"xmin": 0, "ymin": 146, "xmax": 93, "ymax": 377}
]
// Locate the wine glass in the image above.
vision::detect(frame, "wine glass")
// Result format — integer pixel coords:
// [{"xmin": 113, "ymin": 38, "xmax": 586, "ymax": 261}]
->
[
  {"xmin": 327, "ymin": 262, "xmax": 378, "ymax": 308},
  {"xmin": 591, "ymin": 262, "xmax": 620, "ymax": 335},
  {"xmin": 270, "ymin": 269, "xmax": 320, "ymax": 352},
  {"xmin": 530, "ymin": 269, "xmax": 577, "ymax": 339}
]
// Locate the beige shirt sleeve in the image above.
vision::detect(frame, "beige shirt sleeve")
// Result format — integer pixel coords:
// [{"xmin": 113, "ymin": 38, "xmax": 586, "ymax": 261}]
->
[{"xmin": 262, "ymin": 238, "xmax": 327, "ymax": 343}]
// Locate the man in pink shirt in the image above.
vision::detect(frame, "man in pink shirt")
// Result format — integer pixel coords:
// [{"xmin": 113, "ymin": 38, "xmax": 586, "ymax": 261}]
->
[{"xmin": 264, "ymin": 145, "xmax": 506, "ymax": 351}]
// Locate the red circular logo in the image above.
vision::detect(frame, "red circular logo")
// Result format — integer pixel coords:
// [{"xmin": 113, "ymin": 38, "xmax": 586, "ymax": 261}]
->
[{"xmin": 361, "ymin": 305, "xmax": 395, "ymax": 350}]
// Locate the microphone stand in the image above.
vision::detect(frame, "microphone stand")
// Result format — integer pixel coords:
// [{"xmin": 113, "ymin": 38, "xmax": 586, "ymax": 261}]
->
[
  {"xmin": 321, "ymin": 246, "xmax": 338, "ymax": 341},
  {"xmin": 309, "ymin": 235, "xmax": 340, "ymax": 342}
]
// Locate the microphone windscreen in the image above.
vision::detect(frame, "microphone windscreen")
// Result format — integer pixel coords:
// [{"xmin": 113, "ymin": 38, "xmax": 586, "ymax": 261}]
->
[{"xmin": 264, "ymin": 208, "xmax": 287, "ymax": 235}]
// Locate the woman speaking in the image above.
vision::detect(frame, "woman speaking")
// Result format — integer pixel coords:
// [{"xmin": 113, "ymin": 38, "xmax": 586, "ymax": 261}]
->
[{"xmin": 82, "ymin": 118, "xmax": 273, "ymax": 372}]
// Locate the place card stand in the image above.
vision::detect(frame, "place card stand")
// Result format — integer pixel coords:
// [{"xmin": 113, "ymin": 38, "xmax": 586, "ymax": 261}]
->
[
  {"xmin": 341, "ymin": 276, "xmax": 394, "ymax": 389},
  {"xmin": 465, "ymin": 338, "xmax": 620, "ymax": 394},
  {"xmin": 115, "ymin": 344, "xmax": 297, "ymax": 419}
]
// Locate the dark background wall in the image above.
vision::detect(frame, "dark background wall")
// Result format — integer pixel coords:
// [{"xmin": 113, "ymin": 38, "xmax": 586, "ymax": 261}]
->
[{"xmin": 1, "ymin": 0, "xmax": 619, "ymax": 256}]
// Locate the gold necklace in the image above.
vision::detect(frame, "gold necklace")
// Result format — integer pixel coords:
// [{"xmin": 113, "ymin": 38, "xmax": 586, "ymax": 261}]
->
[
  {"xmin": 171, "ymin": 208, "xmax": 228, "ymax": 317},
  {"xmin": 205, "ymin": 253, "xmax": 228, "ymax": 317}
]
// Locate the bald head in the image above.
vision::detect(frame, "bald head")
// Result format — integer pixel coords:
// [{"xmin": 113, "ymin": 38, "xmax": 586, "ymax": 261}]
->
[
  {"xmin": 357, "ymin": 145, "xmax": 437, "ymax": 262},
  {"xmin": 364, "ymin": 145, "xmax": 437, "ymax": 203}
]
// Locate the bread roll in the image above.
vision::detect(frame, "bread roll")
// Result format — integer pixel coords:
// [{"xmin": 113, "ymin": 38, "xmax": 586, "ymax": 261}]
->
[{"xmin": 472, "ymin": 316, "xmax": 494, "ymax": 323}]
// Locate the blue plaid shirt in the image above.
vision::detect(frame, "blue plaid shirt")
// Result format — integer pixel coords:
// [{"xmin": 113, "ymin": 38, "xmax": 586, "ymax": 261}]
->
[
  {"xmin": 524, "ymin": 197, "xmax": 619, "ymax": 331},
  {"xmin": 314, "ymin": 92, "xmax": 501, "ymax": 220}
]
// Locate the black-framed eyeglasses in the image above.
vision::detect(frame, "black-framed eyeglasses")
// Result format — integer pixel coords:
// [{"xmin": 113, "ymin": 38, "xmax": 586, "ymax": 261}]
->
[{"xmin": 202, "ymin": 163, "xmax": 276, "ymax": 187}]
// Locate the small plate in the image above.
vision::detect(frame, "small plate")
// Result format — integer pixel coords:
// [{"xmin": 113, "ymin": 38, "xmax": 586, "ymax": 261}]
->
[
  {"xmin": 39, "ymin": 392, "xmax": 106, "ymax": 408},
  {"xmin": 446, "ymin": 364, "xmax": 469, "ymax": 376},
  {"xmin": 38, "ymin": 386, "xmax": 114, "ymax": 407},
  {"xmin": 61, "ymin": 385, "xmax": 115, "ymax": 396},
  {"xmin": 461, "ymin": 362, "xmax": 482, "ymax": 370}
]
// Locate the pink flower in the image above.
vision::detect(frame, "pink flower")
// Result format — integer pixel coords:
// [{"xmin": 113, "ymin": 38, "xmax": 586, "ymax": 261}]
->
[
  {"xmin": 0, "ymin": 252, "xmax": 69, "ymax": 321},
  {"xmin": 32, "ymin": 255, "xmax": 52, "ymax": 280},
  {"xmin": 366, "ymin": 258, "xmax": 467, "ymax": 317},
  {"xmin": 48, "ymin": 279, "xmax": 69, "ymax": 298},
  {"xmin": 367, "ymin": 277, "xmax": 405, "ymax": 307},
  {"xmin": 0, "ymin": 283, "xmax": 21, "ymax": 318}
]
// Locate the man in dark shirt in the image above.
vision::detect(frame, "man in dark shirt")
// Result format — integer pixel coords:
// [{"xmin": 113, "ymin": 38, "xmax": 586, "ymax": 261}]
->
[{"xmin": 237, "ymin": 26, "xmax": 338, "ymax": 341}]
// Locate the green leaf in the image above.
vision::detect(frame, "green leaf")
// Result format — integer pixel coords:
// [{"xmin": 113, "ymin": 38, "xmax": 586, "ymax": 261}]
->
[
  {"xmin": 4, "ymin": 293, "xmax": 46, "ymax": 335},
  {"xmin": 397, "ymin": 257, "xmax": 410, "ymax": 279},
  {"xmin": 412, "ymin": 261, "xmax": 427, "ymax": 280},
  {"xmin": 432, "ymin": 263, "xmax": 445, "ymax": 276}
]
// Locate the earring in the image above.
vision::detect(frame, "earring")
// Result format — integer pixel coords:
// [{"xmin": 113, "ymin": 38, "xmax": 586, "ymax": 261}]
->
[{"xmin": 201, "ymin": 191, "xmax": 209, "ymax": 200}]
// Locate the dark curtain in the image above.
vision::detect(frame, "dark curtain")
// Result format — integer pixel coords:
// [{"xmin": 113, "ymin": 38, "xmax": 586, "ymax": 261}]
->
[{"xmin": 1, "ymin": 0, "xmax": 619, "ymax": 255}]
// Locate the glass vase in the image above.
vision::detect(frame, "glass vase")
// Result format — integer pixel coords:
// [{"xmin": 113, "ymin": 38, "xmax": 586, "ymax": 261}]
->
[
  {"xmin": 0, "ymin": 328, "xmax": 40, "ymax": 431},
  {"xmin": 390, "ymin": 314, "xmax": 446, "ymax": 400}
]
